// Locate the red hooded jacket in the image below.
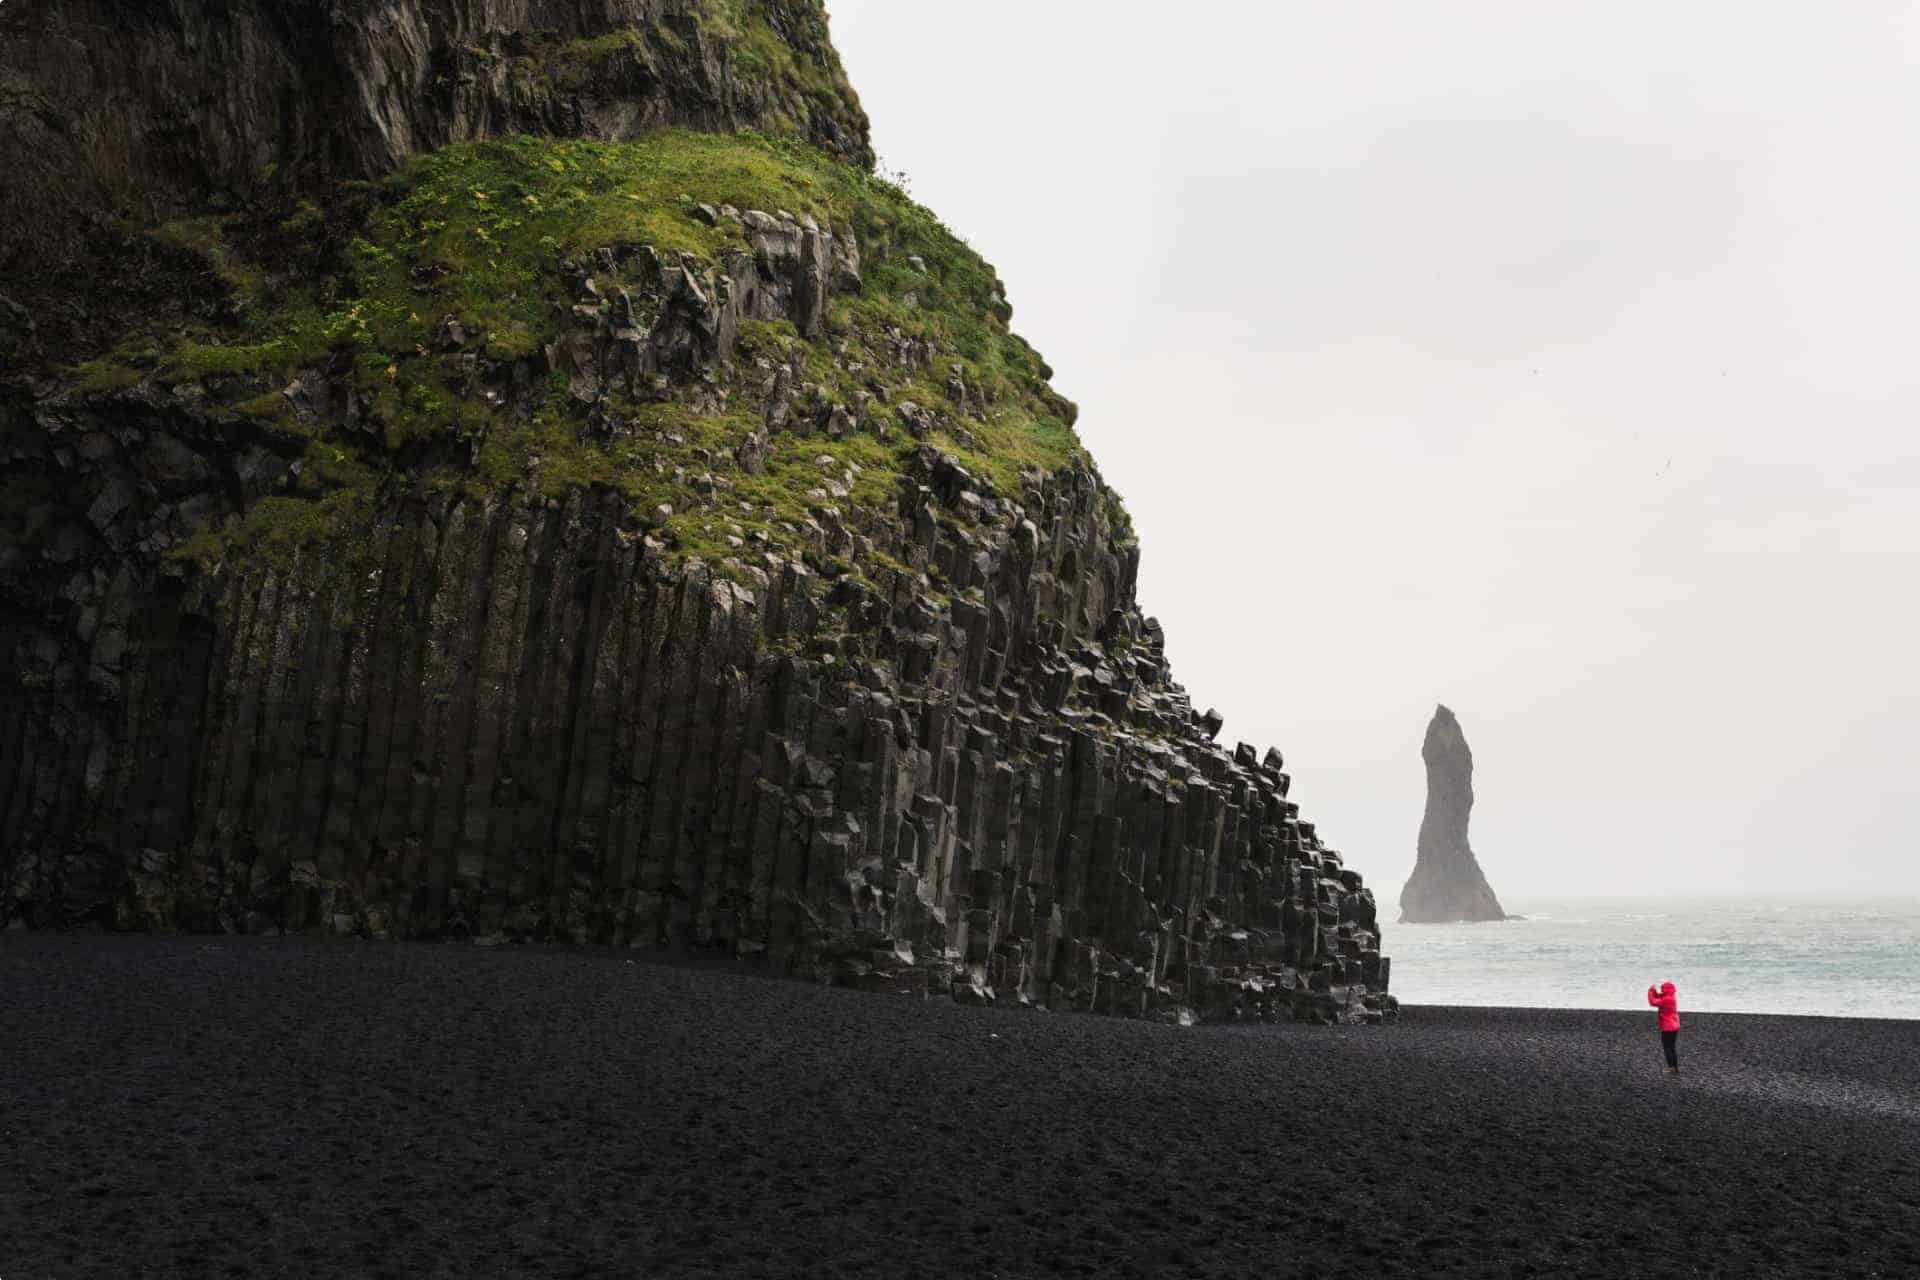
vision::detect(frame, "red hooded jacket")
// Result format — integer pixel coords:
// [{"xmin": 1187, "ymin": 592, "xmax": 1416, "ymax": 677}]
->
[{"xmin": 1647, "ymin": 982, "xmax": 1680, "ymax": 1032}]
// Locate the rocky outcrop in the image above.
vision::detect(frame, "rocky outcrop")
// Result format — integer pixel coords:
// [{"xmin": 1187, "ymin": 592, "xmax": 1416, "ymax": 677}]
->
[
  {"xmin": 2, "ymin": 457, "xmax": 1390, "ymax": 1023},
  {"xmin": 0, "ymin": 0, "xmax": 867, "ymax": 204},
  {"xmin": 0, "ymin": 1, "xmax": 1392, "ymax": 1024},
  {"xmin": 1399, "ymin": 705, "xmax": 1505, "ymax": 923},
  {"xmin": 0, "ymin": 0, "xmax": 870, "ymax": 363}
]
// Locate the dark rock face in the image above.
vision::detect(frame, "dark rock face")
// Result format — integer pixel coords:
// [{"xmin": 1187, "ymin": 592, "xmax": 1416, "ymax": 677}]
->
[
  {"xmin": 1, "ymin": 435, "xmax": 1392, "ymax": 1021},
  {"xmin": 0, "ymin": 2, "xmax": 1391, "ymax": 1024},
  {"xmin": 0, "ymin": 0, "xmax": 871, "ymax": 362},
  {"xmin": 0, "ymin": 0, "xmax": 869, "ymax": 202},
  {"xmin": 1398, "ymin": 705, "xmax": 1505, "ymax": 923}
]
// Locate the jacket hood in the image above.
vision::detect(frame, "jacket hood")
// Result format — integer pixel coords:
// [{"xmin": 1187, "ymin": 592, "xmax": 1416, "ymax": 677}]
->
[{"xmin": 1660, "ymin": 982, "xmax": 1676, "ymax": 994}]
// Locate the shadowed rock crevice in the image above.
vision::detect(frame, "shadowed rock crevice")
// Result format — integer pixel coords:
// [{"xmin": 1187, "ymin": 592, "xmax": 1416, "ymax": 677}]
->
[{"xmin": 1399, "ymin": 704, "xmax": 1505, "ymax": 924}]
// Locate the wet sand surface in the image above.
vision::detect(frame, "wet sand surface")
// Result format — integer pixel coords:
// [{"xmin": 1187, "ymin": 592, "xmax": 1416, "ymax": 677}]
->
[{"xmin": 4, "ymin": 934, "xmax": 1917, "ymax": 1279}]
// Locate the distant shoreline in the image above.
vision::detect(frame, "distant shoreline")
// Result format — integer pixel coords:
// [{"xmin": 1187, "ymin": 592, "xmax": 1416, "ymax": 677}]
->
[
  {"xmin": 1398, "ymin": 1002, "xmax": 1920, "ymax": 1026},
  {"xmin": 1386, "ymin": 896, "xmax": 1920, "ymax": 1021}
]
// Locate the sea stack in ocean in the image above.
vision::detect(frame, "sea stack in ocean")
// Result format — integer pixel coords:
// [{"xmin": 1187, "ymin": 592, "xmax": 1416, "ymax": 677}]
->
[{"xmin": 1399, "ymin": 705, "xmax": 1506, "ymax": 923}]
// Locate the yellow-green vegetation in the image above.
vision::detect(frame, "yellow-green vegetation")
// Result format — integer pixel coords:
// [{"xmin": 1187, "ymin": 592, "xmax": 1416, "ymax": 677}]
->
[
  {"xmin": 81, "ymin": 127, "xmax": 1124, "ymax": 574},
  {"xmin": 695, "ymin": 0, "xmax": 864, "ymax": 142},
  {"xmin": 173, "ymin": 439, "xmax": 380, "ymax": 571},
  {"xmin": 70, "ymin": 358, "xmax": 146, "ymax": 394},
  {"xmin": 151, "ymin": 217, "xmax": 267, "ymax": 312}
]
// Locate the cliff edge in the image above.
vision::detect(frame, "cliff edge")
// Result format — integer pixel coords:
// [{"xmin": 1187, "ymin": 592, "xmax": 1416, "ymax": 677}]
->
[{"xmin": 0, "ymin": 1, "xmax": 1391, "ymax": 1022}]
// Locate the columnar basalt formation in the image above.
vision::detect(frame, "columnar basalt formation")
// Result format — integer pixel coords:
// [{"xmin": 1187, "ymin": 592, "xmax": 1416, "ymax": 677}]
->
[
  {"xmin": 1399, "ymin": 704, "xmax": 1505, "ymax": 924},
  {"xmin": 1, "ymin": 0, "xmax": 1392, "ymax": 1022}
]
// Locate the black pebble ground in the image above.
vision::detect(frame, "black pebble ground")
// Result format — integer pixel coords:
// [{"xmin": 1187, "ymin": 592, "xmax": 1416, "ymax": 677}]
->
[{"xmin": 4, "ymin": 934, "xmax": 1917, "ymax": 1279}]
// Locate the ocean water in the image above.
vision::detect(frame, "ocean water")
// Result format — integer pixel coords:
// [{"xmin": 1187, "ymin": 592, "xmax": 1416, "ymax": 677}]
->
[{"xmin": 1384, "ymin": 896, "xmax": 1920, "ymax": 1020}]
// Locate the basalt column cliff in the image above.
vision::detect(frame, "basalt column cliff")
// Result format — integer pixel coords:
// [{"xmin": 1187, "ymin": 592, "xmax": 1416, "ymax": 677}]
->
[{"xmin": 1, "ymin": 1, "xmax": 1391, "ymax": 1021}]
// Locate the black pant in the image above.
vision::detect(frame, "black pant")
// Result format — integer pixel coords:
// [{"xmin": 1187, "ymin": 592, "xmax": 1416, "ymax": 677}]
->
[{"xmin": 1661, "ymin": 1030, "xmax": 1679, "ymax": 1069}]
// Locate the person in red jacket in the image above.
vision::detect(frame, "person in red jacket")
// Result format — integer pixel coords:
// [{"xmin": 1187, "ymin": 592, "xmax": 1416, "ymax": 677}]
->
[{"xmin": 1647, "ymin": 981, "xmax": 1681, "ymax": 1073}]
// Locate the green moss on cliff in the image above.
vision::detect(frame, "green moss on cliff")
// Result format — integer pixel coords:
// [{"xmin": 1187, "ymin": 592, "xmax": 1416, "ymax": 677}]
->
[
  {"xmin": 698, "ymin": 0, "xmax": 865, "ymax": 143},
  {"xmin": 151, "ymin": 218, "xmax": 268, "ymax": 313},
  {"xmin": 104, "ymin": 128, "xmax": 1100, "ymax": 576},
  {"xmin": 352, "ymin": 131, "xmax": 798, "ymax": 363},
  {"xmin": 174, "ymin": 440, "xmax": 380, "ymax": 572}
]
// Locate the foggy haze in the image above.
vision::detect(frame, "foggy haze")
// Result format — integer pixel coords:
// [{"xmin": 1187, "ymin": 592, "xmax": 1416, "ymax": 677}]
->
[{"xmin": 829, "ymin": 2, "xmax": 1920, "ymax": 900}]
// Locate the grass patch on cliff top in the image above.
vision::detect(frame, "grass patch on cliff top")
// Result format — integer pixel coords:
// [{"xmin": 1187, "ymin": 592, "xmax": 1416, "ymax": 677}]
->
[
  {"xmin": 126, "ymin": 127, "xmax": 1118, "ymax": 570},
  {"xmin": 350, "ymin": 131, "xmax": 822, "ymax": 361},
  {"xmin": 337, "ymin": 128, "xmax": 1085, "ymax": 482}
]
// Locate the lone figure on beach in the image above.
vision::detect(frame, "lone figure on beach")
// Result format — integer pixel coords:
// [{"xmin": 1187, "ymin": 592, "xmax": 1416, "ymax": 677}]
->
[{"xmin": 1647, "ymin": 981, "xmax": 1680, "ymax": 1074}]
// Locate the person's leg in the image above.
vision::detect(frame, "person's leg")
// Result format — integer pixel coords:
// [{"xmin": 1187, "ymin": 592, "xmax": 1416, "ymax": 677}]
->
[{"xmin": 1662, "ymin": 1030, "xmax": 1679, "ymax": 1071}]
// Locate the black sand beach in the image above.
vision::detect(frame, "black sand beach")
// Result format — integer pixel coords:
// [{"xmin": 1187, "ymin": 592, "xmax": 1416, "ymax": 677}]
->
[{"xmin": 4, "ymin": 935, "xmax": 1916, "ymax": 1279}]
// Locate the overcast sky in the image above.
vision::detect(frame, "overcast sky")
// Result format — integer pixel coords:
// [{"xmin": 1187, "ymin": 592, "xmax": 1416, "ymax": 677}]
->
[{"xmin": 828, "ymin": 2, "xmax": 1920, "ymax": 901}]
